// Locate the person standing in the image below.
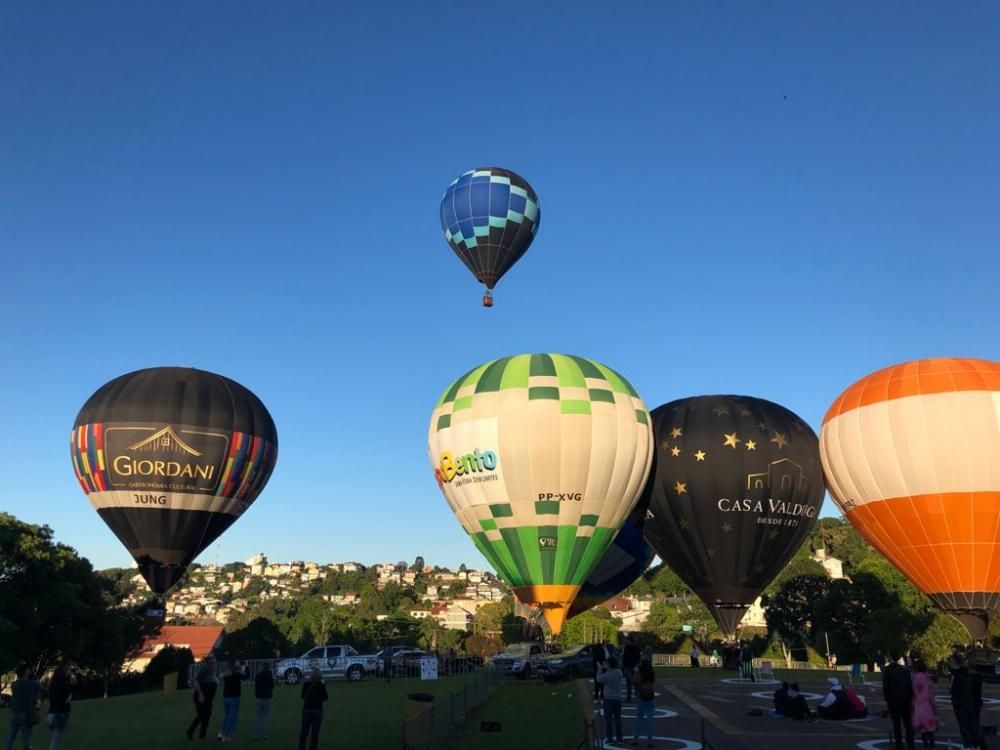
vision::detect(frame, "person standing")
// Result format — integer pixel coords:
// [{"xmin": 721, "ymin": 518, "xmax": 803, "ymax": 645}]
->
[
  {"xmin": 299, "ymin": 668, "xmax": 328, "ymax": 750},
  {"xmin": 948, "ymin": 653, "xmax": 982, "ymax": 750},
  {"xmin": 186, "ymin": 655, "xmax": 219, "ymax": 740},
  {"xmin": 631, "ymin": 660, "xmax": 656, "ymax": 747},
  {"xmin": 4, "ymin": 666, "xmax": 42, "ymax": 750},
  {"xmin": 592, "ymin": 642, "xmax": 607, "ymax": 701},
  {"xmin": 910, "ymin": 659, "xmax": 939, "ymax": 749},
  {"xmin": 883, "ymin": 652, "xmax": 915, "ymax": 749},
  {"xmin": 46, "ymin": 664, "xmax": 73, "ymax": 750},
  {"xmin": 689, "ymin": 644, "xmax": 701, "ymax": 668},
  {"xmin": 219, "ymin": 661, "xmax": 247, "ymax": 741},
  {"xmin": 252, "ymin": 666, "xmax": 275, "ymax": 740},
  {"xmin": 621, "ymin": 637, "xmax": 640, "ymax": 703},
  {"xmin": 596, "ymin": 656, "xmax": 624, "ymax": 746},
  {"xmin": 739, "ymin": 641, "xmax": 754, "ymax": 682}
]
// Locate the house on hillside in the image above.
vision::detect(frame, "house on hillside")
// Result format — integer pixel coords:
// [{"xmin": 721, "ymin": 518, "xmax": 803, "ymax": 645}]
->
[
  {"xmin": 810, "ymin": 549, "xmax": 845, "ymax": 579},
  {"xmin": 125, "ymin": 626, "xmax": 224, "ymax": 672}
]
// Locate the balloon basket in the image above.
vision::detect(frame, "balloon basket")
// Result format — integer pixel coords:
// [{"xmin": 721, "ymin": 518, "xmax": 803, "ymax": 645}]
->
[{"xmin": 482, "ymin": 291, "xmax": 493, "ymax": 307}]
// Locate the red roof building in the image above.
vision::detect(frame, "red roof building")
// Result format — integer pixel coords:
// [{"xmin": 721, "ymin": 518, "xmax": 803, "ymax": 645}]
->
[{"xmin": 125, "ymin": 626, "xmax": 224, "ymax": 672}]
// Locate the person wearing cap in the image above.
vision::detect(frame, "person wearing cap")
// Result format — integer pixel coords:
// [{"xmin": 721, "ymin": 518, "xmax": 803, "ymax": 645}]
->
[
  {"xmin": 817, "ymin": 677, "xmax": 867, "ymax": 720},
  {"xmin": 882, "ymin": 652, "xmax": 915, "ymax": 749}
]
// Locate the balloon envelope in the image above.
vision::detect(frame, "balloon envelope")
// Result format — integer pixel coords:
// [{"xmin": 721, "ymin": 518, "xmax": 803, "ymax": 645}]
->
[
  {"xmin": 427, "ymin": 353, "xmax": 652, "ymax": 633},
  {"xmin": 439, "ymin": 167, "xmax": 540, "ymax": 294},
  {"xmin": 641, "ymin": 395, "xmax": 824, "ymax": 634},
  {"xmin": 70, "ymin": 367, "xmax": 278, "ymax": 593},
  {"xmin": 567, "ymin": 504, "xmax": 655, "ymax": 620},
  {"xmin": 820, "ymin": 357, "xmax": 1000, "ymax": 640}
]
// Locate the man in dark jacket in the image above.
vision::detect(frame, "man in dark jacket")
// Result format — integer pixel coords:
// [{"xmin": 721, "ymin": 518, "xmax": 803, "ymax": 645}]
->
[
  {"xmin": 950, "ymin": 653, "xmax": 982, "ymax": 749},
  {"xmin": 621, "ymin": 636, "xmax": 640, "ymax": 702},
  {"xmin": 882, "ymin": 652, "xmax": 915, "ymax": 749},
  {"xmin": 252, "ymin": 667, "xmax": 275, "ymax": 740}
]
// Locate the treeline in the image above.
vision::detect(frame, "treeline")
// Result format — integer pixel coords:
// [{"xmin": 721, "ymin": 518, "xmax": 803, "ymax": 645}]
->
[{"xmin": 0, "ymin": 512, "xmax": 155, "ymax": 687}]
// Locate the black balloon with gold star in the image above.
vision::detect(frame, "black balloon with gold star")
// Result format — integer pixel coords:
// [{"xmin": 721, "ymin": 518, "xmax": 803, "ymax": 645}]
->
[{"xmin": 641, "ymin": 395, "xmax": 824, "ymax": 635}]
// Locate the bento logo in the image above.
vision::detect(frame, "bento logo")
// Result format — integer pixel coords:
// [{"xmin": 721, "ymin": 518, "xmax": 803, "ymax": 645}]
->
[{"xmin": 435, "ymin": 449, "xmax": 498, "ymax": 487}]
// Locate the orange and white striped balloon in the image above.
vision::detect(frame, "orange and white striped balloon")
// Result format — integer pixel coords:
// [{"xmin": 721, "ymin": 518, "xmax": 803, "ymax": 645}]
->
[{"xmin": 820, "ymin": 357, "xmax": 1000, "ymax": 639}]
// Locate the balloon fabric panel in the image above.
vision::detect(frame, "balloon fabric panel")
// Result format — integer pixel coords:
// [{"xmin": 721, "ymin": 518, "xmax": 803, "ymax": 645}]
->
[
  {"xmin": 428, "ymin": 354, "xmax": 652, "ymax": 632},
  {"xmin": 821, "ymin": 357, "xmax": 1000, "ymax": 633},
  {"xmin": 440, "ymin": 167, "xmax": 540, "ymax": 290},
  {"xmin": 70, "ymin": 367, "xmax": 278, "ymax": 593},
  {"xmin": 641, "ymin": 395, "xmax": 824, "ymax": 634}
]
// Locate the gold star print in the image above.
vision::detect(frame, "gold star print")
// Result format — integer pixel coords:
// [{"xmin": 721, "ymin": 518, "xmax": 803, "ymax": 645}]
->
[
  {"xmin": 679, "ymin": 518, "xmax": 691, "ymax": 530},
  {"xmin": 793, "ymin": 422, "xmax": 805, "ymax": 433},
  {"xmin": 659, "ymin": 441, "xmax": 672, "ymax": 452},
  {"xmin": 767, "ymin": 530, "xmax": 779, "ymax": 540},
  {"xmin": 739, "ymin": 408, "xmax": 751, "ymax": 417},
  {"xmin": 671, "ymin": 446, "xmax": 681, "ymax": 457},
  {"xmin": 707, "ymin": 548, "xmax": 717, "ymax": 559},
  {"xmin": 674, "ymin": 481, "xmax": 687, "ymax": 495},
  {"xmin": 695, "ymin": 450, "xmax": 706, "ymax": 462},
  {"xmin": 746, "ymin": 440, "xmax": 757, "ymax": 451},
  {"xmin": 757, "ymin": 421, "xmax": 767, "ymax": 431},
  {"xmin": 771, "ymin": 432, "xmax": 789, "ymax": 449},
  {"xmin": 723, "ymin": 432, "xmax": 741, "ymax": 448},
  {"xmin": 671, "ymin": 427, "xmax": 683, "ymax": 438},
  {"xmin": 722, "ymin": 522, "xmax": 733, "ymax": 533},
  {"xmin": 713, "ymin": 406, "xmax": 730, "ymax": 417}
]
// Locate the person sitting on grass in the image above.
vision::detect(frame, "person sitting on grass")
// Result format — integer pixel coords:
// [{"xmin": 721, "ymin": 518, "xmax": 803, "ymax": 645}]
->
[
  {"xmin": 816, "ymin": 677, "xmax": 867, "ymax": 720},
  {"xmin": 773, "ymin": 682, "xmax": 790, "ymax": 715},
  {"xmin": 784, "ymin": 684, "xmax": 814, "ymax": 721}
]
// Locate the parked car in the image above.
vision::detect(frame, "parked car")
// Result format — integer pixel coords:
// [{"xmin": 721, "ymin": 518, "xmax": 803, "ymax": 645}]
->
[
  {"xmin": 536, "ymin": 644, "xmax": 607, "ymax": 682},
  {"xmin": 375, "ymin": 649, "xmax": 427, "ymax": 677},
  {"xmin": 491, "ymin": 642, "xmax": 545, "ymax": 679},
  {"xmin": 273, "ymin": 645, "xmax": 378, "ymax": 684},
  {"xmin": 373, "ymin": 645, "xmax": 412, "ymax": 674}
]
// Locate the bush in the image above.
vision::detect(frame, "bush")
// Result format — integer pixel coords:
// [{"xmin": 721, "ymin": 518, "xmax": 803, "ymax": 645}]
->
[{"xmin": 142, "ymin": 647, "xmax": 194, "ymax": 690}]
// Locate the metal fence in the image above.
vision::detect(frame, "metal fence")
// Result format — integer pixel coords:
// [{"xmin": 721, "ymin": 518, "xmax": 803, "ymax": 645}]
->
[
  {"xmin": 401, "ymin": 668, "xmax": 501, "ymax": 750},
  {"xmin": 649, "ymin": 653, "xmax": 838, "ymax": 671}
]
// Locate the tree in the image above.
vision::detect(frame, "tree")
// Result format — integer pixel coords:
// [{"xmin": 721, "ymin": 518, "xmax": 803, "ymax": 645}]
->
[
  {"xmin": 644, "ymin": 602, "xmax": 684, "ymax": 644},
  {"xmin": 220, "ymin": 617, "xmax": 292, "ymax": 660},
  {"xmin": 764, "ymin": 575, "xmax": 831, "ymax": 667},
  {"xmin": 0, "ymin": 513, "xmax": 148, "ymax": 676},
  {"xmin": 561, "ymin": 607, "xmax": 620, "ymax": 647},
  {"xmin": 411, "ymin": 556, "xmax": 425, "ymax": 573}
]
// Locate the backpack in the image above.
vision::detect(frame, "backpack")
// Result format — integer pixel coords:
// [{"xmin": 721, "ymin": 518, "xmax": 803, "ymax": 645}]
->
[{"xmin": 638, "ymin": 678, "xmax": 655, "ymax": 702}]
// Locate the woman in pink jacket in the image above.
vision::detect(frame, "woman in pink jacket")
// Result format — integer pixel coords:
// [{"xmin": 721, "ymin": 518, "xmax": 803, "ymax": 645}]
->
[{"xmin": 911, "ymin": 659, "xmax": 939, "ymax": 749}]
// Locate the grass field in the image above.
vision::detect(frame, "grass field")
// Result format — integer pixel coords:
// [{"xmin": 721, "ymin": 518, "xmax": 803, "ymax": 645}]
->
[
  {"xmin": 447, "ymin": 680, "xmax": 586, "ymax": 750},
  {"xmin": 0, "ymin": 676, "xmax": 473, "ymax": 749}
]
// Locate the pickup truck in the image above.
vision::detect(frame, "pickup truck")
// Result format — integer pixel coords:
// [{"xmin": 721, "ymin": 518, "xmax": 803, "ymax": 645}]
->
[
  {"xmin": 273, "ymin": 645, "xmax": 379, "ymax": 684},
  {"xmin": 491, "ymin": 642, "xmax": 545, "ymax": 679}
]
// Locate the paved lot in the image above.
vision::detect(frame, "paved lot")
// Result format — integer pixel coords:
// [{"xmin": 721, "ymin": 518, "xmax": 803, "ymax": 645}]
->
[{"xmin": 586, "ymin": 672, "xmax": 1000, "ymax": 749}]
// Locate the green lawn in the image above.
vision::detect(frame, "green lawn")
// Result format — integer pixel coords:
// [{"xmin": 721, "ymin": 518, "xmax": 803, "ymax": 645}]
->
[
  {"xmin": 0, "ymin": 676, "xmax": 471, "ymax": 749},
  {"xmin": 447, "ymin": 680, "xmax": 586, "ymax": 750}
]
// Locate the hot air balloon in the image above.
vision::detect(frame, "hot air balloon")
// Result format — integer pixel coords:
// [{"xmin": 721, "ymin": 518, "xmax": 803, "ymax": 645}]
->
[
  {"xmin": 641, "ymin": 396, "xmax": 824, "ymax": 635},
  {"xmin": 70, "ymin": 367, "xmax": 278, "ymax": 593},
  {"xmin": 427, "ymin": 353, "xmax": 652, "ymax": 633},
  {"xmin": 567, "ymin": 504, "xmax": 655, "ymax": 620},
  {"xmin": 820, "ymin": 357, "xmax": 1000, "ymax": 641},
  {"xmin": 439, "ymin": 167, "xmax": 540, "ymax": 307}
]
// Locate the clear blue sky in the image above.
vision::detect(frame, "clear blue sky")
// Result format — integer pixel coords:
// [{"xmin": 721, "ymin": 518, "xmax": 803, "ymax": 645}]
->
[{"xmin": 2, "ymin": 3, "xmax": 997, "ymax": 572}]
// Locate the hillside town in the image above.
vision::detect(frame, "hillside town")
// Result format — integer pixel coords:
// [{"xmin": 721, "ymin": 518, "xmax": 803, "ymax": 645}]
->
[{"xmin": 114, "ymin": 547, "xmax": 848, "ymax": 635}]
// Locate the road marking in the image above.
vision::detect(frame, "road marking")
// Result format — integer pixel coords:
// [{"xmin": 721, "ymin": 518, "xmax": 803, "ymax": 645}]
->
[{"xmin": 664, "ymin": 685, "xmax": 741, "ymax": 735}]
